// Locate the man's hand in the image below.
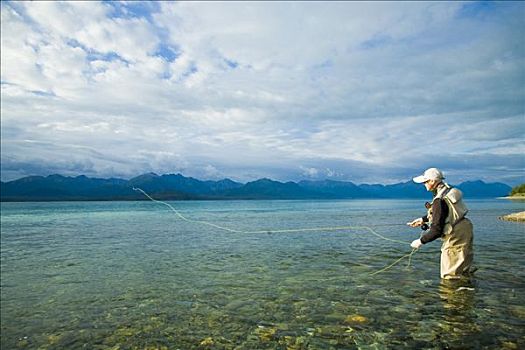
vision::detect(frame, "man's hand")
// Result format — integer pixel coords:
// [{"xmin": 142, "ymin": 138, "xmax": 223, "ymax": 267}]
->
[
  {"xmin": 411, "ymin": 239, "xmax": 423, "ymax": 249},
  {"xmin": 407, "ymin": 218, "xmax": 423, "ymax": 227}
]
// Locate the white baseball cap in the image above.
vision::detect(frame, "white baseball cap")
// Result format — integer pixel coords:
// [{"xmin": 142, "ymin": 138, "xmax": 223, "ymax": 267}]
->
[{"xmin": 413, "ymin": 168, "xmax": 445, "ymax": 183}]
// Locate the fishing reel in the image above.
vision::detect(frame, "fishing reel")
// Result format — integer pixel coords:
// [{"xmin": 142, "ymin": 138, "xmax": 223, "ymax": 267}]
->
[{"xmin": 420, "ymin": 202, "xmax": 431, "ymax": 231}]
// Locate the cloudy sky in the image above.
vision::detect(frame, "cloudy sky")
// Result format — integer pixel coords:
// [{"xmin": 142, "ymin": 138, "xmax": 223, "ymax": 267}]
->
[{"xmin": 1, "ymin": 1, "xmax": 524, "ymax": 185}]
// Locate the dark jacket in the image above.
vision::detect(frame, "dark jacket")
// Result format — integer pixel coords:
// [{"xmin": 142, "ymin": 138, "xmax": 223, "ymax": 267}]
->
[{"xmin": 421, "ymin": 197, "xmax": 449, "ymax": 244}]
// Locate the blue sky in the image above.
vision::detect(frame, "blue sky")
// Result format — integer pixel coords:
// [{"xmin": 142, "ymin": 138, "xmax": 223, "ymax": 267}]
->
[{"xmin": 1, "ymin": 1, "xmax": 524, "ymax": 185}]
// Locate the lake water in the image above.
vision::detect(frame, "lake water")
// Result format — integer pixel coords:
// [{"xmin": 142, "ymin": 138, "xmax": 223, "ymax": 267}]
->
[{"xmin": 1, "ymin": 198, "xmax": 524, "ymax": 349}]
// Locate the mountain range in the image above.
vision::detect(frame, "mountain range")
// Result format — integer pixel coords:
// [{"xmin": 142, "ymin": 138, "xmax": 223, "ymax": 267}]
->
[{"xmin": 0, "ymin": 173, "xmax": 512, "ymax": 201}]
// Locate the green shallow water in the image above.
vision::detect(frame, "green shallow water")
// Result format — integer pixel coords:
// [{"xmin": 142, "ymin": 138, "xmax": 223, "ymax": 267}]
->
[{"xmin": 1, "ymin": 199, "xmax": 524, "ymax": 349}]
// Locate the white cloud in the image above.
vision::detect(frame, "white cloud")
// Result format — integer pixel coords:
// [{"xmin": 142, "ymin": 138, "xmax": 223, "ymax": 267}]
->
[
  {"xmin": 301, "ymin": 166, "xmax": 319, "ymax": 178},
  {"xmin": 76, "ymin": 16, "xmax": 159, "ymax": 62},
  {"xmin": 1, "ymin": 6, "xmax": 50, "ymax": 92},
  {"xmin": 1, "ymin": 1, "xmax": 524, "ymax": 185},
  {"xmin": 23, "ymin": 1, "xmax": 108, "ymax": 37}
]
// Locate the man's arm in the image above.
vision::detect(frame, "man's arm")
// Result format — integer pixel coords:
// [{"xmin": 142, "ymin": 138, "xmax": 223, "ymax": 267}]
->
[{"xmin": 420, "ymin": 198, "xmax": 448, "ymax": 244}]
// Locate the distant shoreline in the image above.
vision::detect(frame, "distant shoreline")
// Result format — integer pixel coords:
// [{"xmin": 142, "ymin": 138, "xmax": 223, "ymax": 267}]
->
[
  {"xmin": 0, "ymin": 197, "xmax": 431, "ymax": 203},
  {"xmin": 498, "ymin": 195, "xmax": 525, "ymax": 200},
  {"xmin": 0, "ymin": 196, "xmax": 513, "ymax": 203},
  {"xmin": 499, "ymin": 211, "xmax": 525, "ymax": 222}
]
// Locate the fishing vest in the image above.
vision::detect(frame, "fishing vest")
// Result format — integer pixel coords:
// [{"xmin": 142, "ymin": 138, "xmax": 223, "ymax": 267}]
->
[{"xmin": 427, "ymin": 183, "xmax": 469, "ymax": 236}]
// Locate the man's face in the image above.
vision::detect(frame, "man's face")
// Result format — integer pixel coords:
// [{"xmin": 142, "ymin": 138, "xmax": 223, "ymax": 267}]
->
[{"xmin": 424, "ymin": 179, "xmax": 439, "ymax": 191}]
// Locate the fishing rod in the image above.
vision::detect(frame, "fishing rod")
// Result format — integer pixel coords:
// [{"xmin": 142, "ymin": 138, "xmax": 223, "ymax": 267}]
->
[{"xmin": 365, "ymin": 223, "xmax": 409, "ymax": 227}]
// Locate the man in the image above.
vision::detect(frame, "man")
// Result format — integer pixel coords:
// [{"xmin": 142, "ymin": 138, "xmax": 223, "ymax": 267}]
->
[{"xmin": 407, "ymin": 168, "xmax": 474, "ymax": 279}]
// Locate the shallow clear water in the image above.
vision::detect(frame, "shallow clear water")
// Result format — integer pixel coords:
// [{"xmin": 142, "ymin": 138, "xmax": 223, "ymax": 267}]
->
[{"xmin": 1, "ymin": 199, "xmax": 524, "ymax": 349}]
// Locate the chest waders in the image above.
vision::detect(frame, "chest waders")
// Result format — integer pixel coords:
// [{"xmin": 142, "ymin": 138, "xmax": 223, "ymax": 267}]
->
[{"xmin": 428, "ymin": 183, "xmax": 474, "ymax": 279}]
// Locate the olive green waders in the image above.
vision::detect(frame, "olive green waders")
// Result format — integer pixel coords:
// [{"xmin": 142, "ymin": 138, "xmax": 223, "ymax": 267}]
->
[{"xmin": 440, "ymin": 217, "xmax": 474, "ymax": 279}]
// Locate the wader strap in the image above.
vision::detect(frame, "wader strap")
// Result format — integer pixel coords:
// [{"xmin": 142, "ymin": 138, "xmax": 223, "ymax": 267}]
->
[
  {"xmin": 436, "ymin": 185, "xmax": 452, "ymax": 199},
  {"xmin": 451, "ymin": 210, "xmax": 468, "ymax": 228}
]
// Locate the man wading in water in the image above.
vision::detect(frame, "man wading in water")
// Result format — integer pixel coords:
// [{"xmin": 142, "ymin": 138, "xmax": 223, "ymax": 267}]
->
[{"xmin": 407, "ymin": 168, "xmax": 475, "ymax": 279}]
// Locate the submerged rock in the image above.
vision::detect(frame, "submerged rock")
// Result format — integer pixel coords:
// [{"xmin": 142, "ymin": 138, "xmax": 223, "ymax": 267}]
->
[
  {"xmin": 255, "ymin": 325, "xmax": 278, "ymax": 342},
  {"xmin": 509, "ymin": 305, "xmax": 525, "ymax": 319},
  {"xmin": 501, "ymin": 340, "xmax": 519, "ymax": 349},
  {"xmin": 499, "ymin": 211, "xmax": 525, "ymax": 222},
  {"xmin": 344, "ymin": 314, "xmax": 369, "ymax": 324},
  {"xmin": 17, "ymin": 339, "xmax": 30, "ymax": 348},
  {"xmin": 279, "ymin": 335, "xmax": 309, "ymax": 350},
  {"xmin": 199, "ymin": 337, "xmax": 214, "ymax": 346},
  {"xmin": 315, "ymin": 325, "xmax": 349, "ymax": 338},
  {"xmin": 47, "ymin": 333, "xmax": 62, "ymax": 345}
]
